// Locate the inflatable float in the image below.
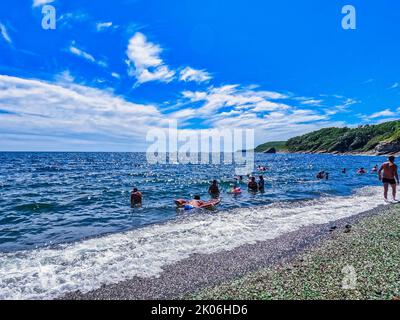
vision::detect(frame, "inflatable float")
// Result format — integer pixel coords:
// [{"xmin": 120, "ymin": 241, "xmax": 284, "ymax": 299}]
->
[
  {"xmin": 175, "ymin": 198, "xmax": 221, "ymax": 210},
  {"xmin": 228, "ymin": 187, "xmax": 242, "ymax": 194}
]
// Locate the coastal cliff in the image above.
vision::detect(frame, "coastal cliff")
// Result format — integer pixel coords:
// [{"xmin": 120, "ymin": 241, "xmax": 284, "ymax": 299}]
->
[{"xmin": 256, "ymin": 120, "xmax": 400, "ymax": 156}]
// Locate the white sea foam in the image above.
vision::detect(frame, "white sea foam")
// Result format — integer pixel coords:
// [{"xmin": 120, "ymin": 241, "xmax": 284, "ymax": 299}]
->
[{"xmin": 0, "ymin": 186, "xmax": 384, "ymax": 299}]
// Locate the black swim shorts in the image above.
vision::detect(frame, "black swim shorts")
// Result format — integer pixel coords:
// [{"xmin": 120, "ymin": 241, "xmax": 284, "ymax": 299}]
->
[{"xmin": 382, "ymin": 178, "xmax": 397, "ymax": 185}]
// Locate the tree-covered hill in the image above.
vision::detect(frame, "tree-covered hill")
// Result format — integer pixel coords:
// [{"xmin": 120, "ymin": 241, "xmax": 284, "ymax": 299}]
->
[{"xmin": 255, "ymin": 120, "xmax": 400, "ymax": 155}]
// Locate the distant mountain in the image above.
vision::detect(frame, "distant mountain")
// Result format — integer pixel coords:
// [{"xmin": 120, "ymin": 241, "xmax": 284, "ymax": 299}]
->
[{"xmin": 256, "ymin": 120, "xmax": 400, "ymax": 155}]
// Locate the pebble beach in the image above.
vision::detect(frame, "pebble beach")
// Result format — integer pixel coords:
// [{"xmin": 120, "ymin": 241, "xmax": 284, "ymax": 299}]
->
[{"xmin": 63, "ymin": 203, "xmax": 400, "ymax": 300}]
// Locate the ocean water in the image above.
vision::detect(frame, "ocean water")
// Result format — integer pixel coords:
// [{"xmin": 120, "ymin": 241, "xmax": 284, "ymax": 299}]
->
[{"xmin": 0, "ymin": 152, "xmax": 389, "ymax": 299}]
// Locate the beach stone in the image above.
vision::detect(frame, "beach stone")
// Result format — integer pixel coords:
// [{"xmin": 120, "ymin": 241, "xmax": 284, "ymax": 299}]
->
[{"xmin": 344, "ymin": 225, "xmax": 352, "ymax": 233}]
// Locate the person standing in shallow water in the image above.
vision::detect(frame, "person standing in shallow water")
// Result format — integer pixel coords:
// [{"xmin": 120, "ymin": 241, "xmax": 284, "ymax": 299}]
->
[
  {"xmin": 208, "ymin": 180, "xmax": 220, "ymax": 198},
  {"xmin": 248, "ymin": 177, "xmax": 258, "ymax": 192},
  {"xmin": 378, "ymin": 156, "xmax": 399, "ymax": 202},
  {"xmin": 258, "ymin": 176, "xmax": 265, "ymax": 191},
  {"xmin": 131, "ymin": 188, "xmax": 142, "ymax": 207}
]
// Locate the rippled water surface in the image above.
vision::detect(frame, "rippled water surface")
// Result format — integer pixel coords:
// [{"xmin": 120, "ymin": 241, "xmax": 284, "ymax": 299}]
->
[{"xmin": 0, "ymin": 152, "xmax": 385, "ymax": 251}]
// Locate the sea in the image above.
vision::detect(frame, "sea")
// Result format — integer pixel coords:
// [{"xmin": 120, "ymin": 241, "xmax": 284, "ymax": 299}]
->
[{"xmin": 0, "ymin": 152, "xmax": 388, "ymax": 299}]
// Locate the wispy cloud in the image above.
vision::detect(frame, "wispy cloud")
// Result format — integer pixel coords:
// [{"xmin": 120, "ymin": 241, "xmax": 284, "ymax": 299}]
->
[
  {"xmin": 368, "ymin": 109, "xmax": 396, "ymax": 119},
  {"xmin": 55, "ymin": 70, "xmax": 75, "ymax": 83},
  {"xmin": 126, "ymin": 32, "xmax": 175, "ymax": 85},
  {"xmin": 300, "ymin": 99, "xmax": 323, "ymax": 106},
  {"xmin": 323, "ymin": 98, "xmax": 358, "ymax": 116},
  {"xmin": 0, "ymin": 74, "xmax": 166, "ymax": 150},
  {"xmin": 181, "ymin": 84, "xmax": 289, "ymax": 116},
  {"xmin": 389, "ymin": 82, "xmax": 399, "ymax": 89},
  {"xmin": 57, "ymin": 11, "xmax": 90, "ymax": 29},
  {"xmin": 69, "ymin": 45, "xmax": 95, "ymax": 63},
  {"xmin": 179, "ymin": 67, "xmax": 212, "ymax": 83},
  {"xmin": 175, "ymin": 84, "xmax": 354, "ymax": 144},
  {"xmin": 68, "ymin": 42, "xmax": 108, "ymax": 68},
  {"xmin": 96, "ymin": 22, "xmax": 114, "ymax": 31},
  {"xmin": 0, "ymin": 74, "xmax": 355, "ymax": 150},
  {"xmin": 359, "ymin": 109, "xmax": 398, "ymax": 122},
  {"xmin": 0, "ymin": 23, "xmax": 12, "ymax": 44},
  {"xmin": 126, "ymin": 32, "xmax": 216, "ymax": 87},
  {"xmin": 363, "ymin": 79, "xmax": 374, "ymax": 84},
  {"xmin": 32, "ymin": 0, "xmax": 54, "ymax": 7},
  {"xmin": 111, "ymin": 72, "xmax": 121, "ymax": 79}
]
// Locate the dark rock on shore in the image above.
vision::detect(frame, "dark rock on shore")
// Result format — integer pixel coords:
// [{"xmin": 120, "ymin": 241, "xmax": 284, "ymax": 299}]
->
[
  {"xmin": 374, "ymin": 141, "xmax": 400, "ymax": 155},
  {"xmin": 264, "ymin": 147, "xmax": 277, "ymax": 154}
]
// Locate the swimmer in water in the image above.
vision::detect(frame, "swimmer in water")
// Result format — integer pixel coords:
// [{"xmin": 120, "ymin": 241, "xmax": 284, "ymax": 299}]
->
[
  {"xmin": 130, "ymin": 188, "xmax": 142, "ymax": 207},
  {"xmin": 208, "ymin": 180, "xmax": 220, "ymax": 197},
  {"xmin": 248, "ymin": 176, "xmax": 258, "ymax": 192},
  {"xmin": 316, "ymin": 171, "xmax": 325, "ymax": 179},
  {"xmin": 258, "ymin": 176, "xmax": 265, "ymax": 191},
  {"xmin": 357, "ymin": 168, "xmax": 366, "ymax": 174}
]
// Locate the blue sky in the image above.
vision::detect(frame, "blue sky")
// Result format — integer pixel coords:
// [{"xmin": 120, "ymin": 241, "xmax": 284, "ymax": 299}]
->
[{"xmin": 0, "ymin": 0, "xmax": 400, "ymax": 151}]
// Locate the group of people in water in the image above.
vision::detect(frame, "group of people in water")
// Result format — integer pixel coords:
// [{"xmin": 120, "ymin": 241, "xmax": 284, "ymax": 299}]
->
[
  {"xmin": 130, "ymin": 175, "xmax": 266, "ymax": 208},
  {"xmin": 207, "ymin": 175, "xmax": 266, "ymax": 196},
  {"xmin": 131, "ymin": 156, "xmax": 400, "ymax": 207},
  {"xmin": 317, "ymin": 165, "xmax": 380, "ymax": 180}
]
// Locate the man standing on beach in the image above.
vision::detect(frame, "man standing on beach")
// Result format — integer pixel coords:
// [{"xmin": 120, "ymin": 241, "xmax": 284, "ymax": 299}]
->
[{"xmin": 378, "ymin": 156, "xmax": 399, "ymax": 202}]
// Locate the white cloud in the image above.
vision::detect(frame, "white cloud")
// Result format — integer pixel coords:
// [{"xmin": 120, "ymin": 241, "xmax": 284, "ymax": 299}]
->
[
  {"xmin": 181, "ymin": 85, "xmax": 289, "ymax": 116},
  {"xmin": 363, "ymin": 79, "xmax": 374, "ymax": 84},
  {"xmin": 0, "ymin": 75, "xmax": 168, "ymax": 150},
  {"xmin": 179, "ymin": 67, "xmax": 212, "ymax": 83},
  {"xmin": 368, "ymin": 109, "xmax": 396, "ymax": 119},
  {"xmin": 57, "ymin": 12, "xmax": 90, "ymax": 30},
  {"xmin": 300, "ymin": 99, "xmax": 323, "ymax": 106},
  {"xmin": 126, "ymin": 32, "xmax": 175, "ymax": 84},
  {"xmin": 252, "ymin": 101, "xmax": 291, "ymax": 112},
  {"xmin": 33, "ymin": 0, "xmax": 54, "ymax": 7},
  {"xmin": 55, "ymin": 70, "xmax": 75, "ymax": 83},
  {"xmin": 0, "ymin": 23, "xmax": 12, "ymax": 44},
  {"xmin": 69, "ymin": 46, "xmax": 96, "ymax": 63},
  {"xmin": 0, "ymin": 53, "xmax": 358, "ymax": 151},
  {"xmin": 69, "ymin": 43, "xmax": 108, "ymax": 68},
  {"xmin": 96, "ymin": 22, "xmax": 113, "ymax": 31},
  {"xmin": 176, "ymin": 85, "xmax": 352, "ymax": 146},
  {"xmin": 390, "ymin": 82, "xmax": 399, "ymax": 89},
  {"xmin": 323, "ymin": 98, "xmax": 358, "ymax": 116}
]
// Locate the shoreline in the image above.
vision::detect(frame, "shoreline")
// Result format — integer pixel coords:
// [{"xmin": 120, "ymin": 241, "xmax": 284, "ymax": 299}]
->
[
  {"xmin": 62, "ymin": 203, "xmax": 392, "ymax": 300},
  {"xmin": 265, "ymin": 151, "xmax": 393, "ymax": 157},
  {"xmin": 192, "ymin": 204, "xmax": 400, "ymax": 300}
]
